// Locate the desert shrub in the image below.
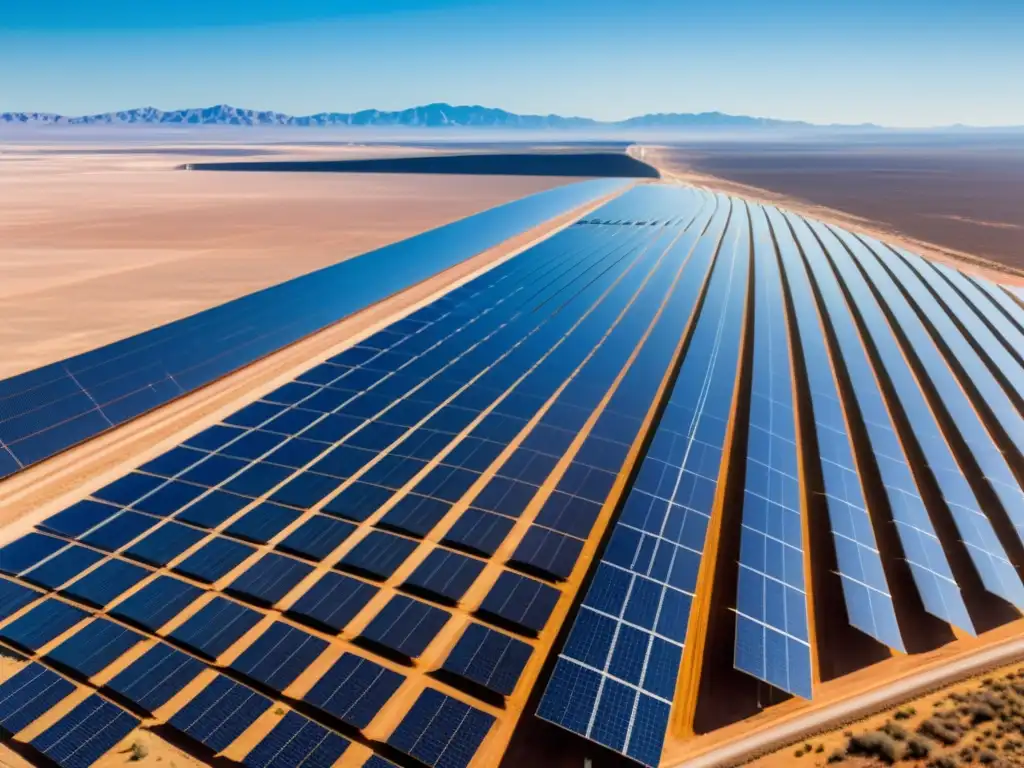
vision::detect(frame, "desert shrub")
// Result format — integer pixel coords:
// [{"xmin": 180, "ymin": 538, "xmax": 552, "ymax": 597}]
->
[
  {"xmin": 883, "ymin": 720, "xmax": 910, "ymax": 740},
  {"xmin": 983, "ymin": 678, "xmax": 995, "ymax": 687},
  {"xmin": 905, "ymin": 736, "xmax": 934, "ymax": 759},
  {"xmin": 894, "ymin": 706, "xmax": 918, "ymax": 720},
  {"xmin": 985, "ymin": 740, "xmax": 998, "ymax": 750},
  {"xmin": 971, "ymin": 704, "xmax": 998, "ymax": 724},
  {"xmin": 990, "ymin": 681, "xmax": 1007, "ymax": 692},
  {"xmin": 847, "ymin": 731, "xmax": 901, "ymax": 764},
  {"xmin": 929, "ymin": 757, "xmax": 960, "ymax": 768},
  {"xmin": 130, "ymin": 742, "xmax": 149, "ymax": 762},
  {"xmin": 982, "ymin": 691, "xmax": 1007, "ymax": 710},
  {"xmin": 794, "ymin": 748, "xmax": 805, "ymax": 757},
  {"xmin": 921, "ymin": 717, "xmax": 963, "ymax": 746},
  {"xmin": 827, "ymin": 747, "xmax": 846, "ymax": 763},
  {"xmin": 815, "ymin": 744, "xmax": 824, "ymax": 753},
  {"xmin": 952, "ymin": 692, "xmax": 969, "ymax": 703},
  {"xmin": 978, "ymin": 748, "xmax": 998, "ymax": 764}
]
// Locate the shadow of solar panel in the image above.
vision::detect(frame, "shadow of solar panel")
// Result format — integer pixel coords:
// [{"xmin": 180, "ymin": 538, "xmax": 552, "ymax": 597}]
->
[
  {"xmin": 534, "ymin": 492, "xmax": 602, "ymax": 539},
  {"xmin": 0, "ymin": 533, "xmax": 67, "ymax": 575},
  {"xmin": 277, "ymin": 515, "xmax": 355, "ymax": 562},
  {"xmin": 124, "ymin": 522, "xmax": 207, "ymax": 567},
  {"xmin": 174, "ymin": 490, "xmax": 250, "ymax": 529},
  {"xmin": 302, "ymin": 652, "xmax": 404, "ymax": 729},
  {"xmin": 92, "ymin": 472, "xmax": 168, "ymax": 507},
  {"xmin": 271, "ymin": 471, "xmax": 347, "ymax": 510},
  {"xmin": 378, "ymin": 494, "xmax": 451, "ymax": 538},
  {"xmin": 509, "ymin": 526, "xmax": 583, "ymax": 581},
  {"xmin": 243, "ymin": 710, "xmax": 350, "ymax": 768},
  {"xmin": 0, "ymin": 598, "xmax": 88, "ymax": 652},
  {"xmin": 226, "ymin": 401, "xmax": 286, "ymax": 429},
  {"xmin": 0, "ymin": 663, "xmax": 75, "ymax": 736},
  {"xmin": 174, "ymin": 537, "xmax": 255, "ymax": 583},
  {"xmin": 472, "ymin": 476, "xmax": 536, "ymax": 518},
  {"xmin": 224, "ymin": 463, "xmax": 297, "ymax": 499},
  {"xmin": 477, "ymin": 572, "xmax": 558, "ymax": 637},
  {"xmin": 441, "ymin": 623, "xmax": 531, "ymax": 697},
  {"xmin": 130, "ymin": 480, "xmax": 207, "ymax": 517},
  {"xmin": 402, "ymin": 548, "xmax": 484, "ymax": 604},
  {"xmin": 31, "ymin": 693, "xmax": 140, "ymax": 768},
  {"xmin": 184, "ymin": 424, "xmax": 247, "ymax": 452},
  {"xmin": 321, "ymin": 482, "xmax": 393, "ymax": 522},
  {"xmin": 80, "ymin": 511, "xmax": 160, "ymax": 552},
  {"xmin": 0, "ymin": 576, "xmax": 44, "ymax": 620},
  {"xmin": 169, "ymin": 675, "xmax": 271, "ymax": 753},
  {"xmin": 287, "ymin": 572, "xmax": 377, "ymax": 633},
  {"xmin": 46, "ymin": 617, "xmax": 143, "ymax": 678},
  {"xmin": 263, "ymin": 437, "xmax": 332, "ymax": 469},
  {"xmin": 110, "ymin": 575, "xmax": 202, "ymax": 632},
  {"xmin": 387, "ymin": 688, "xmax": 495, "ymax": 768},
  {"xmin": 217, "ymin": 430, "xmax": 288, "ymax": 461},
  {"xmin": 336, "ymin": 531, "xmax": 417, "ymax": 581},
  {"xmin": 169, "ymin": 596, "xmax": 263, "ymax": 659},
  {"xmin": 227, "ymin": 553, "xmax": 313, "ymax": 607},
  {"xmin": 442, "ymin": 509, "xmax": 514, "ymax": 557},
  {"xmin": 106, "ymin": 643, "xmax": 205, "ymax": 713},
  {"xmin": 62, "ymin": 558, "xmax": 150, "ymax": 608},
  {"xmin": 358, "ymin": 596, "xmax": 449, "ymax": 661},
  {"xmin": 39, "ymin": 499, "xmax": 120, "ymax": 538},
  {"xmin": 230, "ymin": 621, "xmax": 328, "ymax": 693},
  {"xmin": 20, "ymin": 545, "xmax": 105, "ymax": 591}
]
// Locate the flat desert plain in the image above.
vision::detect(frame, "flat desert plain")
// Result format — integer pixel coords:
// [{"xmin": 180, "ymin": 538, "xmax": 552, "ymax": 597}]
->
[
  {"xmin": 643, "ymin": 134, "xmax": 1024, "ymax": 283},
  {"xmin": 0, "ymin": 136, "xmax": 574, "ymax": 378}
]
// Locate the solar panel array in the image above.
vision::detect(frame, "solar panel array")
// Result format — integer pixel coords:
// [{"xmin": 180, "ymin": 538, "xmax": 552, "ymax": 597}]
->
[{"xmin": 3, "ymin": 182, "xmax": 1024, "ymax": 768}]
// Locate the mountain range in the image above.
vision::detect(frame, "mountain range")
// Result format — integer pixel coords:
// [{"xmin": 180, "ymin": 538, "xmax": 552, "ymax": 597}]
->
[{"xmin": 0, "ymin": 102, "xmax": 867, "ymax": 130}]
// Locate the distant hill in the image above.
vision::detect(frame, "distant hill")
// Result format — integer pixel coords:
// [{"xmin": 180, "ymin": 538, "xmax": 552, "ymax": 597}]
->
[{"xmin": 0, "ymin": 102, "xmax": 877, "ymax": 130}]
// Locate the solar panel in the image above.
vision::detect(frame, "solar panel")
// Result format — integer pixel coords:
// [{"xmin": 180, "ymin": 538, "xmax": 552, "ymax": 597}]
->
[
  {"xmin": 796, "ymin": 216, "xmax": 974, "ymax": 630},
  {"xmin": 110, "ymin": 575, "xmax": 202, "ymax": 632},
  {"xmin": 106, "ymin": 643, "xmax": 206, "ymax": 712},
  {"xmin": 539, "ymin": 193, "xmax": 741, "ymax": 766},
  {"xmin": 140, "ymin": 447, "xmax": 207, "ymax": 478},
  {"xmin": 169, "ymin": 596, "xmax": 263, "ymax": 659},
  {"xmin": 217, "ymin": 429, "xmax": 288, "ymax": 461},
  {"xmin": 766, "ymin": 205, "xmax": 904, "ymax": 650},
  {"xmin": 80, "ymin": 511, "xmax": 161, "ymax": 552},
  {"xmin": 441, "ymin": 623, "xmax": 532, "ymax": 697},
  {"xmin": 477, "ymin": 571, "xmax": 559, "ymax": 636},
  {"xmin": 61, "ymin": 558, "xmax": 150, "ymax": 608},
  {"xmin": 168, "ymin": 674, "xmax": 271, "ymax": 753},
  {"xmin": 0, "ymin": 663, "xmax": 75, "ymax": 736},
  {"xmin": 92, "ymin": 472, "xmax": 168, "ymax": 507},
  {"xmin": 0, "ymin": 598, "xmax": 88, "ymax": 652},
  {"xmin": 224, "ymin": 462, "xmax": 296, "ymax": 499},
  {"xmin": 277, "ymin": 514, "xmax": 356, "ymax": 562},
  {"xmin": 128, "ymin": 479, "xmax": 207, "ymax": 517},
  {"xmin": 19, "ymin": 545, "xmax": 105, "ymax": 591},
  {"xmin": 39, "ymin": 499, "xmax": 120, "ymax": 538},
  {"xmin": 225, "ymin": 502, "xmax": 303, "ymax": 544},
  {"xmin": 0, "ymin": 577, "xmax": 41, "ymax": 621},
  {"xmin": 302, "ymin": 652, "xmax": 405, "ymax": 729},
  {"xmin": 321, "ymin": 481, "xmax": 394, "ymax": 522},
  {"xmin": 358, "ymin": 595, "xmax": 450, "ymax": 659},
  {"xmin": 336, "ymin": 531, "xmax": 418, "ymax": 581},
  {"xmin": 0, "ymin": 532, "xmax": 67, "ymax": 576},
  {"xmin": 387, "ymin": 688, "xmax": 495, "ymax": 768},
  {"xmin": 442, "ymin": 508, "xmax": 514, "ymax": 556},
  {"xmin": 185, "ymin": 423, "xmax": 247, "ymax": 451},
  {"xmin": 124, "ymin": 521, "xmax": 207, "ymax": 567},
  {"xmin": 46, "ymin": 618, "xmax": 144, "ymax": 677},
  {"xmin": 363, "ymin": 756, "xmax": 401, "ymax": 768},
  {"xmin": 509, "ymin": 526, "xmax": 583, "ymax": 581},
  {"xmin": 174, "ymin": 490, "xmax": 250, "ymax": 529},
  {"xmin": 379, "ymin": 494, "xmax": 451, "ymax": 538},
  {"xmin": 243, "ymin": 710, "xmax": 350, "ymax": 768},
  {"xmin": 31, "ymin": 693, "xmax": 139, "ymax": 768},
  {"xmin": 227, "ymin": 553, "xmax": 313, "ymax": 607},
  {"xmin": 286, "ymin": 572, "xmax": 377, "ymax": 633},
  {"xmin": 402, "ymin": 548, "xmax": 485, "ymax": 604},
  {"xmin": 174, "ymin": 536, "xmax": 255, "ymax": 583},
  {"xmin": 230, "ymin": 621, "xmax": 328, "ymax": 693},
  {"xmin": 732, "ymin": 205, "xmax": 812, "ymax": 698}
]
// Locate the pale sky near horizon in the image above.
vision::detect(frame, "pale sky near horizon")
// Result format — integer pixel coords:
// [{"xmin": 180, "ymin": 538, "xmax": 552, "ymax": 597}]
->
[{"xmin": 2, "ymin": 0, "xmax": 1022, "ymax": 126}]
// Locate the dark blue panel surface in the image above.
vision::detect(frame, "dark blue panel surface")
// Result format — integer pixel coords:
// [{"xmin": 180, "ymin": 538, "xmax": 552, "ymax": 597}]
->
[
  {"xmin": 173, "ymin": 537, "xmax": 255, "ymax": 583},
  {"xmin": 336, "ymin": 531, "xmax": 417, "ymax": 581},
  {"xmin": 106, "ymin": 643, "xmax": 205, "ymax": 712},
  {"xmin": 20, "ymin": 545, "xmax": 104, "ymax": 590},
  {"xmin": 442, "ymin": 509, "xmax": 514, "ymax": 556},
  {"xmin": 243, "ymin": 711, "xmax": 350, "ymax": 768},
  {"xmin": 0, "ymin": 576, "xmax": 43, "ymax": 620},
  {"xmin": 31, "ymin": 694, "xmax": 139, "ymax": 768},
  {"xmin": 80, "ymin": 511, "xmax": 160, "ymax": 552},
  {"xmin": 169, "ymin": 596, "xmax": 263, "ymax": 658},
  {"xmin": 302, "ymin": 652, "xmax": 404, "ymax": 729},
  {"xmin": 403, "ymin": 548, "xmax": 484, "ymax": 603},
  {"xmin": 225, "ymin": 502, "xmax": 302, "ymax": 544},
  {"xmin": 61, "ymin": 558, "xmax": 150, "ymax": 608},
  {"xmin": 230, "ymin": 621, "xmax": 328, "ymax": 693},
  {"xmin": 0, "ymin": 533, "xmax": 67, "ymax": 576},
  {"xmin": 441, "ymin": 623, "xmax": 531, "ymax": 696},
  {"xmin": 358, "ymin": 595, "xmax": 449, "ymax": 659},
  {"xmin": 277, "ymin": 515, "xmax": 355, "ymax": 562},
  {"xmin": 124, "ymin": 522, "xmax": 206, "ymax": 566},
  {"xmin": 477, "ymin": 572, "xmax": 558, "ymax": 636},
  {"xmin": 39, "ymin": 499, "xmax": 120, "ymax": 538},
  {"xmin": 287, "ymin": 572, "xmax": 377, "ymax": 633},
  {"xmin": 169, "ymin": 675, "xmax": 271, "ymax": 752},
  {"xmin": 0, "ymin": 663, "xmax": 75, "ymax": 736},
  {"xmin": 0, "ymin": 598, "xmax": 88, "ymax": 651},
  {"xmin": 46, "ymin": 617, "xmax": 144, "ymax": 677},
  {"xmin": 227, "ymin": 553, "xmax": 313, "ymax": 606},
  {"xmin": 110, "ymin": 575, "xmax": 202, "ymax": 631},
  {"xmin": 387, "ymin": 688, "xmax": 495, "ymax": 768}
]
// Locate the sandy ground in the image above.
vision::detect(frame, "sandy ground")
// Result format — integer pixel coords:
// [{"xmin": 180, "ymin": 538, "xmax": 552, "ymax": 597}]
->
[
  {"xmin": 638, "ymin": 144, "xmax": 1024, "ymax": 287},
  {"xmin": 0, "ymin": 143, "xmax": 573, "ymax": 378}
]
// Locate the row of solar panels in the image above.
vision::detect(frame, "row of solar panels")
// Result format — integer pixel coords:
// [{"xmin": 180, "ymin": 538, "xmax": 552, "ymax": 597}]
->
[
  {"xmin": 0, "ymin": 185, "xmax": 719, "ymax": 768},
  {"xmin": 540, "ymin": 197, "xmax": 1024, "ymax": 764},
  {"xmin": 0, "ymin": 178, "xmax": 631, "ymax": 480}
]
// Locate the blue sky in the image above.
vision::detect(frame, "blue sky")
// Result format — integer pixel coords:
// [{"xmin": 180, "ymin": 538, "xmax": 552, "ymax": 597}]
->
[{"xmin": 2, "ymin": 0, "xmax": 1022, "ymax": 126}]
